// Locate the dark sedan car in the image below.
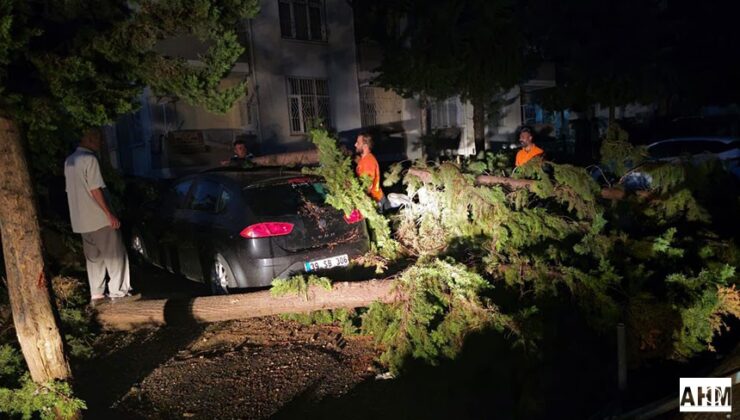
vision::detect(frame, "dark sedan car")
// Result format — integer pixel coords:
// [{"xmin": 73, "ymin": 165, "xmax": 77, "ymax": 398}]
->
[{"xmin": 129, "ymin": 167, "xmax": 370, "ymax": 293}]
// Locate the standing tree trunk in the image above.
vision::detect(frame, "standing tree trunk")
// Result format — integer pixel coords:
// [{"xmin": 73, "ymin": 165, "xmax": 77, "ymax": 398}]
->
[
  {"xmin": 0, "ymin": 116, "xmax": 72, "ymax": 383},
  {"xmin": 472, "ymin": 97, "xmax": 486, "ymax": 155}
]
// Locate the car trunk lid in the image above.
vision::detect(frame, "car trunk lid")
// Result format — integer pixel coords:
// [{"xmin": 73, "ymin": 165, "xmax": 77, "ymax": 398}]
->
[{"xmin": 242, "ymin": 178, "xmax": 363, "ymax": 253}]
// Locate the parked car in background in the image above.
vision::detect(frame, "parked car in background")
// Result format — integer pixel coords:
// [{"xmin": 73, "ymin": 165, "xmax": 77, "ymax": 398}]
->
[
  {"xmin": 591, "ymin": 137, "xmax": 740, "ymax": 191},
  {"xmin": 645, "ymin": 137, "xmax": 739, "ymax": 165},
  {"xmin": 129, "ymin": 168, "xmax": 370, "ymax": 293},
  {"xmin": 632, "ymin": 137, "xmax": 740, "ymax": 186}
]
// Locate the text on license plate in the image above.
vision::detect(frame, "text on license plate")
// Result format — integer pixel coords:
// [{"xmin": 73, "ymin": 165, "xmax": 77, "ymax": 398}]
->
[{"xmin": 304, "ymin": 254, "xmax": 349, "ymax": 272}]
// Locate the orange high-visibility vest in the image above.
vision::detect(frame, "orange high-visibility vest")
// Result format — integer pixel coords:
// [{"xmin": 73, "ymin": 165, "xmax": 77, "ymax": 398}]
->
[
  {"xmin": 356, "ymin": 153, "xmax": 384, "ymax": 201},
  {"xmin": 515, "ymin": 145, "xmax": 544, "ymax": 167}
]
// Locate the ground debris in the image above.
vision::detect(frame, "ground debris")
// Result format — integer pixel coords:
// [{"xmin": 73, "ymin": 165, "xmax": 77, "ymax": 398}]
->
[{"xmin": 80, "ymin": 316, "xmax": 380, "ymax": 419}]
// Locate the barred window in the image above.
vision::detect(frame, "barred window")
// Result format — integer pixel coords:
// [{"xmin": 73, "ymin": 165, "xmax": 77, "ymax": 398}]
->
[
  {"xmin": 429, "ymin": 97, "xmax": 460, "ymax": 129},
  {"xmin": 286, "ymin": 77, "xmax": 331, "ymax": 134},
  {"xmin": 278, "ymin": 0, "xmax": 326, "ymax": 41}
]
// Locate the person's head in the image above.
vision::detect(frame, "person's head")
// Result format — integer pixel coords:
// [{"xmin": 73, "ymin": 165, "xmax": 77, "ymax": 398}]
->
[
  {"xmin": 80, "ymin": 128, "xmax": 103, "ymax": 152},
  {"xmin": 519, "ymin": 126, "xmax": 534, "ymax": 148},
  {"xmin": 233, "ymin": 140, "xmax": 248, "ymax": 158},
  {"xmin": 355, "ymin": 132, "xmax": 373, "ymax": 154}
]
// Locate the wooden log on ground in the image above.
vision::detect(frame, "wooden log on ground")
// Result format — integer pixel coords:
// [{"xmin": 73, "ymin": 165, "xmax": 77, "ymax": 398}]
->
[
  {"xmin": 407, "ymin": 167, "xmax": 649, "ymax": 201},
  {"xmin": 252, "ymin": 149, "xmax": 319, "ymax": 167},
  {"xmin": 95, "ymin": 279, "xmax": 398, "ymax": 331}
]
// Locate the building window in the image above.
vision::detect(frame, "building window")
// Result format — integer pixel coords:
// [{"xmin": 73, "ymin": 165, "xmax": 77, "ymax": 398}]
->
[
  {"xmin": 278, "ymin": 0, "xmax": 326, "ymax": 41},
  {"xmin": 240, "ymin": 95, "xmax": 257, "ymax": 129},
  {"xmin": 521, "ymin": 104, "xmax": 538, "ymax": 125},
  {"xmin": 429, "ymin": 97, "xmax": 460, "ymax": 129},
  {"xmin": 359, "ymin": 86, "xmax": 377, "ymax": 127},
  {"xmin": 286, "ymin": 77, "xmax": 331, "ymax": 134}
]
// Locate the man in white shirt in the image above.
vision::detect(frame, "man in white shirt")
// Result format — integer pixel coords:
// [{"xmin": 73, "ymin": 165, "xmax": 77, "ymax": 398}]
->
[{"xmin": 64, "ymin": 129, "xmax": 132, "ymax": 304}]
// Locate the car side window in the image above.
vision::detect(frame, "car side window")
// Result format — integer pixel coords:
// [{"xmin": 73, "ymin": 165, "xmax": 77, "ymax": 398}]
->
[
  {"xmin": 173, "ymin": 180, "xmax": 194, "ymax": 209},
  {"xmin": 215, "ymin": 189, "xmax": 231, "ymax": 213},
  {"xmin": 190, "ymin": 179, "xmax": 222, "ymax": 212}
]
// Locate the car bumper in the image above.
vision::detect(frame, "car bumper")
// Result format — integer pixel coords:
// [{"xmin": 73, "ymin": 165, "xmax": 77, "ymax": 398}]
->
[{"xmin": 231, "ymin": 237, "xmax": 370, "ymax": 288}]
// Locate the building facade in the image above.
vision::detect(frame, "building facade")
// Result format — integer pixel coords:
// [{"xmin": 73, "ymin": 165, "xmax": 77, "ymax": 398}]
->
[{"xmin": 111, "ymin": 0, "xmax": 363, "ymax": 177}]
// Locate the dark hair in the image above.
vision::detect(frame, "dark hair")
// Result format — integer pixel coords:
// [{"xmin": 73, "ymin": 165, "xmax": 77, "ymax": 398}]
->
[
  {"xmin": 80, "ymin": 127, "xmax": 102, "ymax": 145},
  {"xmin": 358, "ymin": 132, "xmax": 373, "ymax": 149},
  {"xmin": 233, "ymin": 139, "xmax": 246, "ymax": 147},
  {"xmin": 519, "ymin": 126, "xmax": 533, "ymax": 135}
]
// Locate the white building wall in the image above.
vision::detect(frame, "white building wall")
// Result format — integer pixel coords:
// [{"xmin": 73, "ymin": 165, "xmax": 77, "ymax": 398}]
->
[
  {"xmin": 250, "ymin": 0, "xmax": 362, "ymax": 152},
  {"xmin": 487, "ymin": 87, "xmax": 523, "ymax": 145},
  {"xmin": 459, "ymin": 101, "xmax": 476, "ymax": 155},
  {"xmin": 402, "ymin": 98, "xmax": 423, "ymax": 160}
]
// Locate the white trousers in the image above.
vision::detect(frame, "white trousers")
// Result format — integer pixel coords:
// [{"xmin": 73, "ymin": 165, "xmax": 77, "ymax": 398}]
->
[{"xmin": 80, "ymin": 226, "xmax": 131, "ymax": 298}]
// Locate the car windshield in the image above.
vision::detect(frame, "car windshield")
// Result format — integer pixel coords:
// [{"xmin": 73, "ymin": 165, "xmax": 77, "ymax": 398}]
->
[{"xmin": 242, "ymin": 180, "xmax": 328, "ymax": 217}]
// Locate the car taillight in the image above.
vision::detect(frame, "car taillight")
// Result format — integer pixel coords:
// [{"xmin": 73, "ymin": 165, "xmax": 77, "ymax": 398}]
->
[
  {"xmin": 343, "ymin": 209, "xmax": 364, "ymax": 224},
  {"xmin": 240, "ymin": 222, "xmax": 294, "ymax": 238}
]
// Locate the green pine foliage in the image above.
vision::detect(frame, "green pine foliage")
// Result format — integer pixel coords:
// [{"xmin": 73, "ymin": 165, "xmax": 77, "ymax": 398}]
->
[
  {"xmin": 0, "ymin": 0, "xmax": 260, "ymax": 178},
  {"xmin": 271, "ymin": 274, "xmax": 332, "ymax": 300},
  {"xmin": 51, "ymin": 276, "xmax": 96, "ymax": 360},
  {"xmin": 1, "ymin": 2, "xmax": 261, "ymax": 414},
  {"xmin": 665, "ymin": 265, "xmax": 738, "ymax": 358},
  {"xmin": 382, "ymin": 162, "xmax": 405, "ymax": 187},
  {"xmin": 465, "ymin": 151, "xmax": 512, "ymax": 176},
  {"xmin": 0, "ymin": 275, "xmax": 94, "ymax": 419},
  {"xmin": 304, "ymin": 128, "xmax": 400, "ymax": 259},
  {"xmin": 392, "ymin": 148, "xmax": 738, "ymax": 363},
  {"xmin": 0, "ymin": 346, "xmax": 85, "ymax": 419},
  {"xmin": 0, "ymin": 374, "xmax": 86, "ymax": 420},
  {"xmin": 280, "ymin": 308, "xmax": 362, "ymax": 336},
  {"xmin": 362, "ymin": 258, "xmax": 516, "ymax": 374},
  {"xmin": 0, "ymin": 345, "xmax": 23, "ymax": 387},
  {"xmin": 598, "ymin": 122, "xmax": 648, "ymax": 177},
  {"xmin": 283, "ymin": 122, "xmax": 737, "ymax": 373}
]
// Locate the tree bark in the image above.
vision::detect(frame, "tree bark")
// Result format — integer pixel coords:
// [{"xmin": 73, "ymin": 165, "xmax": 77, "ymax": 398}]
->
[
  {"xmin": 0, "ymin": 117, "xmax": 72, "ymax": 383},
  {"xmin": 95, "ymin": 279, "xmax": 400, "ymax": 331},
  {"xmin": 252, "ymin": 149, "xmax": 319, "ymax": 167},
  {"xmin": 406, "ymin": 167, "xmax": 648, "ymax": 201},
  {"xmin": 250, "ymin": 152, "xmax": 644, "ymax": 201}
]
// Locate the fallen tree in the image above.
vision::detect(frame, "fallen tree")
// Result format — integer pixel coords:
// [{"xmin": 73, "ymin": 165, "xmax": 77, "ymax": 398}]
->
[
  {"xmin": 406, "ymin": 167, "xmax": 648, "ymax": 200},
  {"xmin": 250, "ymin": 149, "xmax": 643, "ymax": 203},
  {"xmin": 94, "ymin": 279, "xmax": 398, "ymax": 331},
  {"xmin": 99, "ymin": 127, "xmax": 738, "ymax": 382},
  {"xmin": 252, "ymin": 149, "xmax": 319, "ymax": 167}
]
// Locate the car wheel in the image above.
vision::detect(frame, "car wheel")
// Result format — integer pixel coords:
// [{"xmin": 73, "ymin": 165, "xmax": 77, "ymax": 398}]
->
[
  {"xmin": 210, "ymin": 254, "xmax": 237, "ymax": 295},
  {"xmin": 130, "ymin": 230, "xmax": 148, "ymax": 263}
]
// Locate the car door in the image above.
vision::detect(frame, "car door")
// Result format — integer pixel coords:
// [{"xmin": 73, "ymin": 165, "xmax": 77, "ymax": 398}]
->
[
  {"xmin": 159, "ymin": 178, "xmax": 195, "ymax": 275},
  {"xmin": 181, "ymin": 178, "xmax": 234, "ymax": 282}
]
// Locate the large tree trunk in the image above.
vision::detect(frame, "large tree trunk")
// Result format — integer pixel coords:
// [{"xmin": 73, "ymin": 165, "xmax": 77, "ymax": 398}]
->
[
  {"xmin": 406, "ymin": 167, "xmax": 649, "ymax": 201},
  {"xmin": 0, "ymin": 117, "xmax": 72, "ymax": 383},
  {"xmin": 252, "ymin": 149, "xmax": 319, "ymax": 167},
  {"xmin": 95, "ymin": 279, "xmax": 399, "ymax": 330}
]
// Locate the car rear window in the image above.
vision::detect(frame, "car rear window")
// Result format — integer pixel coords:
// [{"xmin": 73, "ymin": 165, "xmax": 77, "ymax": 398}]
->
[
  {"xmin": 173, "ymin": 179, "xmax": 194, "ymax": 209},
  {"xmin": 243, "ymin": 181, "xmax": 328, "ymax": 217},
  {"xmin": 190, "ymin": 179, "xmax": 222, "ymax": 212}
]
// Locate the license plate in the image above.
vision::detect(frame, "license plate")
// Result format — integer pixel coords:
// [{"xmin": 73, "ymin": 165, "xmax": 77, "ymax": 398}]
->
[{"xmin": 304, "ymin": 254, "xmax": 349, "ymax": 272}]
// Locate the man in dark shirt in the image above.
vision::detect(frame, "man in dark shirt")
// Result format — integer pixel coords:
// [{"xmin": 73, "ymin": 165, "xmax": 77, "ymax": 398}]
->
[{"xmin": 221, "ymin": 139, "xmax": 253, "ymax": 168}]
